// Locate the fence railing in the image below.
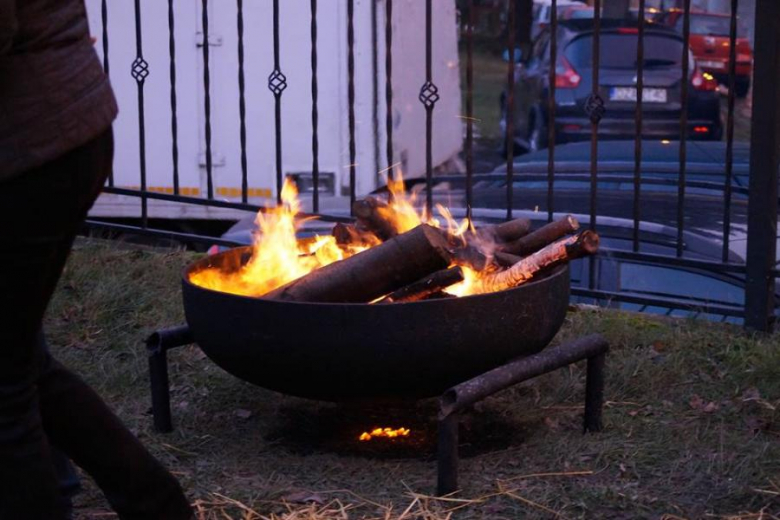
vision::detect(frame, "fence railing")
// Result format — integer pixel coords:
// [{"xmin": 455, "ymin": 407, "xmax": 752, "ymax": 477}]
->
[{"xmin": 84, "ymin": 0, "xmax": 780, "ymax": 330}]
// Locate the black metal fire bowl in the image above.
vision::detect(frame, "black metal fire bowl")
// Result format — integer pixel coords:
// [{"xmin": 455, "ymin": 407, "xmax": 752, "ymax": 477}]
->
[{"xmin": 182, "ymin": 246, "xmax": 570, "ymax": 402}]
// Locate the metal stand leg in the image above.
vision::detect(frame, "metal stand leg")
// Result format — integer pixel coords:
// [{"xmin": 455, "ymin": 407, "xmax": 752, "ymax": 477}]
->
[
  {"xmin": 435, "ymin": 335, "xmax": 609, "ymax": 494},
  {"xmin": 583, "ymin": 351, "xmax": 606, "ymax": 433},
  {"xmin": 437, "ymin": 413, "xmax": 459, "ymax": 496},
  {"xmin": 146, "ymin": 326, "xmax": 193, "ymax": 433},
  {"xmin": 148, "ymin": 347, "xmax": 172, "ymax": 433}
]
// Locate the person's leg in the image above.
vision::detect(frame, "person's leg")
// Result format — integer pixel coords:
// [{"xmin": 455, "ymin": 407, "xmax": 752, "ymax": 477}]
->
[
  {"xmin": 42, "ymin": 329, "xmax": 82, "ymax": 520},
  {"xmin": 0, "ymin": 130, "xmax": 191, "ymax": 519},
  {"xmin": 38, "ymin": 356, "xmax": 192, "ymax": 519},
  {"xmin": 0, "ymin": 144, "xmax": 95, "ymax": 519},
  {"xmin": 51, "ymin": 448, "xmax": 80, "ymax": 520}
]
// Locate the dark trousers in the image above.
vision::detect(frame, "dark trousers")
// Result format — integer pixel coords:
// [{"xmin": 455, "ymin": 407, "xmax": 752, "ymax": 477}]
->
[{"xmin": 0, "ymin": 131, "xmax": 193, "ymax": 520}]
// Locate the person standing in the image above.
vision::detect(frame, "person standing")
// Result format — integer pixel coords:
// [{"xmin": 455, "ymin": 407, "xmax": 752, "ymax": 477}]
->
[{"xmin": 0, "ymin": 1, "xmax": 193, "ymax": 518}]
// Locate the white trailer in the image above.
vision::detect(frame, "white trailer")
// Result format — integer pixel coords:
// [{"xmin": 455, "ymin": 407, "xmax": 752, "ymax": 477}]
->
[{"xmin": 85, "ymin": 0, "xmax": 463, "ymax": 220}]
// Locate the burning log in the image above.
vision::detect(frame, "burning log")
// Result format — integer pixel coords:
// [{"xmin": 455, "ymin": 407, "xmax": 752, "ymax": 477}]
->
[
  {"xmin": 452, "ymin": 246, "xmax": 488, "ymax": 271},
  {"xmin": 378, "ymin": 266, "xmax": 464, "ymax": 304},
  {"xmin": 493, "ymin": 251, "xmax": 522, "ymax": 268},
  {"xmin": 332, "ymin": 222, "xmax": 377, "ymax": 248},
  {"xmin": 352, "ymin": 197, "xmax": 397, "ymax": 241},
  {"xmin": 479, "ymin": 230, "xmax": 599, "ymax": 293},
  {"xmin": 478, "ymin": 217, "xmax": 532, "ymax": 243},
  {"xmin": 501, "ymin": 215, "xmax": 580, "ymax": 256},
  {"xmin": 264, "ymin": 224, "xmax": 452, "ymax": 303}
]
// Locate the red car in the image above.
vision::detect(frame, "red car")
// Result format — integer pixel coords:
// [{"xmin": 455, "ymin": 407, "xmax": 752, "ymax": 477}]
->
[{"xmin": 660, "ymin": 10, "xmax": 753, "ymax": 97}]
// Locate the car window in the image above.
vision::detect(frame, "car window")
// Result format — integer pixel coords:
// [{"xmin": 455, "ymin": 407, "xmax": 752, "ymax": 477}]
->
[
  {"xmin": 565, "ymin": 33, "xmax": 684, "ymax": 69},
  {"xmin": 679, "ymin": 15, "xmax": 730, "ymax": 36},
  {"xmin": 568, "ymin": 8, "xmax": 594, "ymax": 19}
]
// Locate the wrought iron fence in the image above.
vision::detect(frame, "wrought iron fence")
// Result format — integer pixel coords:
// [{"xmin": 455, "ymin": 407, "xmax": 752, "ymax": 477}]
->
[{"xmin": 84, "ymin": 0, "xmax": 780, "ymax": 330}]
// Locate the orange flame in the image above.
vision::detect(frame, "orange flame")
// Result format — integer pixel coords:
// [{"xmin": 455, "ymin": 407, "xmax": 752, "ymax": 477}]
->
[
  {"xmin": 189, "ymin": 172, "xmax": 496, "ymax": 299},
  {"xmin": 377, "ymin": 174, "xmax": 424, "ymax": 233},
  {"xmin": 189, "ymin": 179, "xmax": 347, "ymax": 297},
  {"xmin": 358, "ymin": 427, "xmax": 411, "ymax": 441}
]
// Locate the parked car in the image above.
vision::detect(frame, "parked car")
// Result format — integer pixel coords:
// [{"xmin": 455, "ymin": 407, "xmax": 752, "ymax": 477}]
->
[
  {"xmin": 658, "ymin": 9, "xmax": 753, "ymax": 97},
  {"xmin": 557, "ymin": 5, "xmax": 663, "ymax": 23},
  {"xmin": 472, "ymin": 140, "xmax": 761, "ymax": 322},
  {"xmin": 501, "ymin": 18, "xmax": 723, "ymax": 154},
  {"xmin": 531, "ymin": 0, "xmax": 587, "ymax": 38}
]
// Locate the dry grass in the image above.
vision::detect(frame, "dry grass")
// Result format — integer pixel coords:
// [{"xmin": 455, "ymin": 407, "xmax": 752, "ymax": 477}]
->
[{"xmin": 47, "ymin": 239, "xmax": 779, "ymax": 519}]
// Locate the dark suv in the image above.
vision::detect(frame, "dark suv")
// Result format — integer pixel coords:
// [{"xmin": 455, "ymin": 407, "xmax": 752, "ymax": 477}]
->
[{"xmin": 501, "ymin": 19, "xmax": 723, "ymax": 152}]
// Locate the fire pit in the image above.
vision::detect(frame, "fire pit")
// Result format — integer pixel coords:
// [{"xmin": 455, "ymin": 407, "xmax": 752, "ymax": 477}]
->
[
  {"xmin": 182, "ymin": 247, "xmax": 570, "ymax": 401},
  {"xmin": 146, "ymin": 177, "xmax": 608, "ymax": 494}
]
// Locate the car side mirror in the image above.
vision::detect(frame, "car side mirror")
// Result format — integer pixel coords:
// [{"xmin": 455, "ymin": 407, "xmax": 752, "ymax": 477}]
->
[{"xmin": 502, "ymin": 47, "xmax": 523, "ymax": 64}]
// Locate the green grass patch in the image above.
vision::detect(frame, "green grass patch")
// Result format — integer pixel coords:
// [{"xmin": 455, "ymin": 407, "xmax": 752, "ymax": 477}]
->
[{"xmin": 49, "ymin": 240, "xmax": 779, "ymax": 519}]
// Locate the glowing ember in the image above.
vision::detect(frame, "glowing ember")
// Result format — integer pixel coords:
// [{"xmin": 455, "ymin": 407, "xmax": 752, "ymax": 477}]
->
[{"xmin": 358, "ymin": 427, "xmax": 411, "ymax": 441}]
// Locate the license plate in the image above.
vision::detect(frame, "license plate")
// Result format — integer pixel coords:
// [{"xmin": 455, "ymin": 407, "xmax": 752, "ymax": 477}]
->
[
  {"xmin": 699, "ymin": 60, "xmax": 726, "ymax": 70},
  {"xmin": 609, "ymin": 87, "xmax": 668, "ymax": 103}
]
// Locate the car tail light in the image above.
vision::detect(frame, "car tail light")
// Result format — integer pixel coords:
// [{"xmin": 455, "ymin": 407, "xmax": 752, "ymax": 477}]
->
[
  {"xmin": 691, "ymin": 67, "xmax": 718, "ymax": 91},
  {"xmin": 693, "ymin": 126, "xmax": 710, "ymax": 134},
  {"xmin": 617, "ymin": 27, "xmax": 639, "ymax": 34},
  {"xmin": 555, "ymin": 56, "xmax": 581, "ymax": 89}
]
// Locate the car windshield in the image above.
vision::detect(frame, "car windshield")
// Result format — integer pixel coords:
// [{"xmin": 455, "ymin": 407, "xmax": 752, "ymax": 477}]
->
[
  {"xmin": 565, "ymin": 33, "xmax": 684, "ymax": 69},
  {"xmin": 678, "ymin": 14, "xmax": 731, "ymax": 36}
]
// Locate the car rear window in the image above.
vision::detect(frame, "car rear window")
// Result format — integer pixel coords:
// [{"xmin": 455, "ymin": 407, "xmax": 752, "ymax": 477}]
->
[
  {"xmin": 565, "ymin": 33, "xmax": 684, "ymax": 69},
  {"xmin": 568, "ymin": 8, "xmax": 594, "ymax": 19},
  {"xmin": 678, "ymin": 15, "xmax": 730, "ymax": 36}
]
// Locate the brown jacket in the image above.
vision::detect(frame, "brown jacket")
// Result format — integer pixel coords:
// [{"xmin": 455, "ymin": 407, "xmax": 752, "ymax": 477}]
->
[{"xmin": 0, "ymin": 0, "xmax": 117, "ymax": 180}]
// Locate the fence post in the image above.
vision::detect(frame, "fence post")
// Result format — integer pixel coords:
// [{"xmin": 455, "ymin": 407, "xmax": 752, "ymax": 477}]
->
[{"xmin": 744, "ymin": 0, "xmax": 780, "ymax": 332}]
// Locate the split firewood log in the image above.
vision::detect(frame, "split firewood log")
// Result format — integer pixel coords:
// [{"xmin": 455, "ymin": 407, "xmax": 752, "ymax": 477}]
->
[
  {"xmin": 452, "ymin": 246, "xmax": 489, "ymax": 271},
  {"xmin": 478, "ymin": 230, "xmax": 599, "ymax": 294},
  {"xmin": 493, "ymin": 251, "xmax": 522, "ymax": 268},
  {"xmin": 438, "ymin": 218, "xmax": 532, "ymax": 269},
  {"xmin": 501, "ymin": 215, "xmax": 579, "ymax": 256},
  {"xmin": 477, "ymin": 217, "xmax": 532, "ymax": 243},
  {"xmin": 264, "ymin": 224, "xmax": 452, "ymax": 303},
  {"xmin": 352, "ymin": 197, "xmax": 397, "ymax": 241},
  {"xmin": 378, "ymin": 266, "xmax": 464, "ymax": 304},
  {"xmin": 332, "ymin": 222, "xmax": 378, "ymax": 248}
]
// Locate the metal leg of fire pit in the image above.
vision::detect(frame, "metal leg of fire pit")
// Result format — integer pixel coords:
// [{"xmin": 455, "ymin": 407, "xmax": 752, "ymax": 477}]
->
[
  {"xmin": 437, "ymin": 413, "xmax": 460, "ymax": 495},
  {"xmin": 146, "ymin": 325, "xmax": 193, "ymax": 433},
  {"xmin": 436, "ymin": 334, "xmax": 609, "ymax": 496},
  {"xmin": 583, "ymin": 350, "xmax": 606, "ymax": 433}
]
